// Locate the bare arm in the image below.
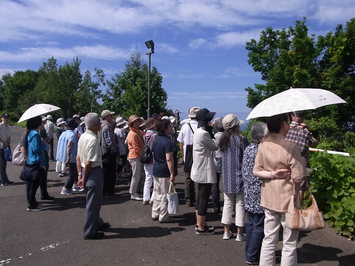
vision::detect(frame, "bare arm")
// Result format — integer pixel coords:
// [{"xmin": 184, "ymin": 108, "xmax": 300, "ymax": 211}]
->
[
  {"xmin": 179, "ymin": 143, "xmax": 184, "ymax": 161},
  {"xmin": 166, "ymin": 152, "xmax": 175, "ymax": 182},
  {"xmin": 65, "ymin": 141, "xmax": 73, "ymax": 165}
]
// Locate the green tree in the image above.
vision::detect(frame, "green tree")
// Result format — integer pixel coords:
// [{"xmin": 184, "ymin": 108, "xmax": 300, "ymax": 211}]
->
[
  {"xmin": 1, "ymin": 70, "xmax": 39, "ymax": 119},
  {"xmin": 245, "ymin": 18, "xmax": 354, "ymax": 150},
  {"xmin": 103, "ymin": 52, "xmax": 168, "ymax": 118},
  {"xmin": 74, "ymin": 68, "xmax": 104, "ymax": 115}
]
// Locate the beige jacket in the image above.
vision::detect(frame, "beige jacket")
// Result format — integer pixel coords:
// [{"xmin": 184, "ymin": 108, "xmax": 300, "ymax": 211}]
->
[
  {"xmin": 254, "ymin": 134, "xmax": 305, "ymax": 212},
  {"xmin": 191, "ymin": 127, "xmax": 219, "ymax": 184}
]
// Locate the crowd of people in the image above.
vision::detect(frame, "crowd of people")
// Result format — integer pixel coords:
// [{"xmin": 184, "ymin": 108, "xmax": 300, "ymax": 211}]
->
[{"xmin": 0, "ymin": 106, "xmax": 317, "ymax": 265}]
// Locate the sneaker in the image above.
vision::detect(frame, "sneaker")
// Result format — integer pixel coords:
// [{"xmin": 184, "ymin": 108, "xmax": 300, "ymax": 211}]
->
[
  {"xmin": 196, "ymin": 227, "xmax": 215, "ymax": 235},
  {"xmin": 236, "ymin": 233, "xmax": 246, "ymax": 242},
  {"xmin": 61, "ymin": 187, "xmax": 73, "ymax": 195},
  {"xmin": 72, "ymin": 186, "xmax": 84, "ymax": 193},
  {"xmin": 195, "ymin": 224, "xmax": 215, "ymax": 231},
  {"xmin": 223, "ymin": 231, "xmax": 234, "ymax": 240},
  {"xmin": 27, "ymin": 206, "xmax": 42, "ymax": 212},
  {"xmin": 245, "ymin": 261, "xmax": 259, "ymax": 265},
  {"xmin": 143, "ymin": 201, "xmax": 150, "ymax": 205},
  {"xmin": 131, "ymin": 194, "xmax": 143, "ymax": 201}
]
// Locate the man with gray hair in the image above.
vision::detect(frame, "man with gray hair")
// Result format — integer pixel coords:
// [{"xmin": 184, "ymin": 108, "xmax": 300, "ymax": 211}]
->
[
  {"xmin": 77, "ymin": 113, "xmax": 110, "ymax": 240},
  {"xmin": 177, "ymin": 107, "xmax": 200, "ymax": 207}
]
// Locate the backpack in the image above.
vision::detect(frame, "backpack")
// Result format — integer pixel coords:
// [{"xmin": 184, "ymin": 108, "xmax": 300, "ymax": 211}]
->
[
  {"xmin": 140, "ymin": 135, "xmax": 153, "ymax": 164},
  {"xmin": 183, "ymin": 123, "xmax": 194, "ymax": 173}
]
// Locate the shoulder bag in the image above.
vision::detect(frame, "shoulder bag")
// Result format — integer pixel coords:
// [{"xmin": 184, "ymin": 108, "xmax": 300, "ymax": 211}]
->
[{"xmin": 285, "ymin": 190, "xmax": 325, "ymax": 231}]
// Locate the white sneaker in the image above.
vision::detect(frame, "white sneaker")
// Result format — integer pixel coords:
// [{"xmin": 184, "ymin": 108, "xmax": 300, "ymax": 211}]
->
[
  {"xmin": 61, "ymin": 187, "xmax": 73, "ymax": 195},
  {"xmin": 72, "ymin": 186, "xmax": 85, "ymax": 193},
  {"xmin": 223, "ymin": 231, "xmax": 234, "ymax": 240},
  {"xmin": 131, "ymin": 194, "xmax": 143, "ymax": 201},
  {"xmin": 236, "ymin": 233, "xmax": 246, "ymax": 242}
]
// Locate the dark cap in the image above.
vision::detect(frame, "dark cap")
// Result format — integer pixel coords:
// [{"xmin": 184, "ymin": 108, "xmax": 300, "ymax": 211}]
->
[
  {"xmin": 66, "ymin": 118, "xmax": 78, "ymax": 130},
  {"xmin": 293, "ymin": 111, "xmax": 306, "ymax": 117},
  {"xmin": 1, "ymin": 113, "xmax": 10, "ymax": 118},
  {"xmin": 196, "ymin": 108, "xmax": 216, "ymax": 122}
]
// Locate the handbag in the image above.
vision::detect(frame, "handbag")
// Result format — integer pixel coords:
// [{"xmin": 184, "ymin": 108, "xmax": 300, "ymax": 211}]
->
[
  {"xmin": 12, "ymin": 143, "xmax": 25, "ymax": 166},
  {"xmin": 167, "ymin": 181, "xmax": 179, "ymax": 214},
  {"xmin": 285, "ymin": 192, "xmax": 325, "ymax": 231},
  {"xmin": 3, "ymin": 146, "xmax": 12, "ymax": 161},
  {"xmin": 19, "ymin": 163, "xmax": 45, "ymax": 182}
]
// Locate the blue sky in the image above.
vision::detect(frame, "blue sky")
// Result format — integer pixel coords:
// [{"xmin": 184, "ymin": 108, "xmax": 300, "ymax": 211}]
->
[{"xmin": 0, "ymin": 0, "xmax": 354, "ymax": 120}]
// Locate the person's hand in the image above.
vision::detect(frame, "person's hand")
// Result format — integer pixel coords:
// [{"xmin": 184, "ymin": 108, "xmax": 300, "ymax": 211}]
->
[
  {"xmin": 272, "ymin": 169, "xmax": 291, "ymax": 179},
  {"xmin": 64, "ymin": 159, "xmax": 70, "ymax": 166},
  {"xmin": 169, "ymin": 175, "xmax": 175, "ymax": 183}
]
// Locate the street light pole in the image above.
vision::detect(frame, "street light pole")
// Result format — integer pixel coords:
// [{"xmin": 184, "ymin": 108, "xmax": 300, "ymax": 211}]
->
[
  {"xmin": 145, "ymin": 40, "xmax": 154, "ymax": 119},
  {"xmin": 147, "ymin": 51, "xmax": 152, "ymax": 119}
]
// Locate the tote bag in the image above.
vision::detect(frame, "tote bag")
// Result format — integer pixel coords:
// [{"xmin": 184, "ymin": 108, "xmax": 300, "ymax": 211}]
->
[
  {"xmin": 12, "ymin": 143, "xmax": 25, "ymax": 166},
  {"xmin": 167, "ymin": 181, "xmax": 179, "ymax": 214}
]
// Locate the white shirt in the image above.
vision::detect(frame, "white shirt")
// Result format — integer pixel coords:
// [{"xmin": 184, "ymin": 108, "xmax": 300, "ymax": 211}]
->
[
  {"xmin": 77, "ymin": 129, "xmax": 102, "ymax": 168},
  {"xmin": 44, "ymin": 120, "xmax": 55, "ymax": 139},
  {"xmin": 177, "ymin": 119, "xmax": 198, "ymax": 161}
]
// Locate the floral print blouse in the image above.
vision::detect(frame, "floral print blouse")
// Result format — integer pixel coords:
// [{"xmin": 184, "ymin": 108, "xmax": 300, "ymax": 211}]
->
[{"xmin": 242, "ymin": 142, "xmax": 264, "ymax": 214}]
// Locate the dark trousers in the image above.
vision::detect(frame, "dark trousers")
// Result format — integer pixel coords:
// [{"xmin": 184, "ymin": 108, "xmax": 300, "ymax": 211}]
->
[
  {"xmin": 49, "ymin": 138, "xmax": 54, "ymax": 160},
  {"xmin": 195, "ymin": 183, "xmax": 212, "ymax": 216},
  {"xmin": 103, "ymin": 160, "xmax": 116, "ymax": 196},
  {"xmin": 0, "ymin": 149, "xmax": 9, "ymax": 184},
  {"xmin": 185, "ymin": 171, "xmax": 196, "ymax": 204},
  {"xmin": 245, "ymin": 211, "xmax": 265, "ymax": 263},
  {"xmin": 211, "ymin": 172, "xmax": 221, "ymax": 210},
  {"xmin": 84, "ymin": 167, "xmax": 104, "ymax": 237},
  {"xmin": 26, "ymin": 179, "xmax": 41, "ymax": 207},
  {"xmin": 65, "ymin": 163, "xmax": 78, "ymax": 190},
  {"xmin": 40, "ymin": 151, "xmax": 49, "ymax": 197}
]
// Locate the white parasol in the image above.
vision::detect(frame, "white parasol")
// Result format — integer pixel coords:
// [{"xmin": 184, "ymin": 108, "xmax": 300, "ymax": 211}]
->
[
  {"xmin": 18, "ymin": 104, "xmax": 61, "ymax": 123},
  {"xmin": 246, "ymin": 88, "xmax": 346, "ymax": 120}
]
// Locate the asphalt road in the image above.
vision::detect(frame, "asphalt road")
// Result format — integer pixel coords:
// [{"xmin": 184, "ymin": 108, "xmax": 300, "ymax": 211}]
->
[{"xmin": 0, "ymin": 126, "xmax": 354, "ymax": 266}]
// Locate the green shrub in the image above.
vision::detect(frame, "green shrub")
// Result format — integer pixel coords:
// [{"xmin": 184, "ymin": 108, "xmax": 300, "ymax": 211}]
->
[{"xmin": 310, "ymin": 152, "xmax": 355, "ymax": 239}]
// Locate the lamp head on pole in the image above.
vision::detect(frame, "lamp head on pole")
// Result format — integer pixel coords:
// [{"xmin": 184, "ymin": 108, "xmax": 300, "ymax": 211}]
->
[{"xmin": 145, "ymin": 40, "xmax": 155, "ymax": 54}]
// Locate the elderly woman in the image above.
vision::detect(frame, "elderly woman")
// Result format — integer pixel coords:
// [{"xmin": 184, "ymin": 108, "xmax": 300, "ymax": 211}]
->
[
  {"xmin": 253, "ymin": 113, "xmax": 305, "ymax": 266},
  {"xmin": 219, "ymin": 114, "xmax": 249, "ymax": 241},
  {"xmin": 22, "ymin": 116, "xmax": 47, "ymax": 211},
  {"xmin": 151, "ymin": 119, "xmax": 175, "ymax": 222},
  {"xmin": 191, "ymin": 108, "xmax": 219, "ymax": 235},
  {"xmin": 242, "ymin": 122, "xmax": 268, "ymax": 265}
]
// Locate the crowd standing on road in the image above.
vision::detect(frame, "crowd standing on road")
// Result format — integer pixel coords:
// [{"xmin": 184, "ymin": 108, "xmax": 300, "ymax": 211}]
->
[{"xmin": 2, "ymin": 104, "xmax": 311, "ymax": 265}]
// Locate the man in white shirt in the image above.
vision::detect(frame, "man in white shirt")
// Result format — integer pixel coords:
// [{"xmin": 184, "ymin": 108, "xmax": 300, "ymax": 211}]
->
[
  {"xmin": 0, "ymin": 113, "xmax": 13, "ymax": 185},
  {"xmin": 44, "ymin": 114, "xmax": 55, "ymax": 160},
  {"xmin": 77, "ymin": 113, "xmax": 110, "ymax": 240},
  {"xmin": 177, "ymin": 107, "xmax": 200, "ymax": 206}
]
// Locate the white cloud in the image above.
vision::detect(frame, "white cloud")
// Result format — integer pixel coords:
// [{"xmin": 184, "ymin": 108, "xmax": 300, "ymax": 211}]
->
[
  {"xmin": 216, "ymin": 67, "xmax": 259, "ymax": 78},
  {"xmin": 0, "ymin": 45, "xmax": 130, "ymax": 62},
  {"xmin": 169, "ymin": 90, "xmax": 245, "ymax": 100},
  {"xmin": 214, "ymin": 31, "xmax": 261, "ymax": 48},
  {"xmin": 158, "ymin": 43, "xmax": 179, "ymax": 54},
  {"xmin": 189, "ymin": 38, "xmax": 207, "ymax": 49},
  {"xmin": 0, "ymin": 69, "xmax": 15, "ymax": 79}
]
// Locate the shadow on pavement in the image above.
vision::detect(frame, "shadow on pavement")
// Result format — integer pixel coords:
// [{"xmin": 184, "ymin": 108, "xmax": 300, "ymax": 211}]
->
[
  {"xmin": 104, "ymin": 226, "xmax": 185, "ymax": 239},
  {"xmin": 297, "ymin": 243, "xmax": 355, "ymax": 265}
]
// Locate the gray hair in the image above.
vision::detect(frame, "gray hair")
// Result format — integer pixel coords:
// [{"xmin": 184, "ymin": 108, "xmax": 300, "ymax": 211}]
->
[
  {"xmin": 251, "ymin": 122, "xmax": 268, "ymax": 143},
  {"xmin": 85, "ymin": 112, "xmax": 100, "ymax": 130}
]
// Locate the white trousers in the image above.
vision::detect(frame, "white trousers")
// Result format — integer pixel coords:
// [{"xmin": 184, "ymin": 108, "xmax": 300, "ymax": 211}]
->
[
  {"xmin": 143, "ymin": 163, "xmax": 154, "ymax": 201},
  {"xmin": 259, "ymin": 208, "xmax": 299, "ymax": 266},
  {"xmin": 221, "ymin": 192, "xmax": 245, "ymax": 227},
  {"xmin": 151, "ymin": 177, "xmax": 169, "ymax": 222},
  {"xmin": 55, "ymin": 161, "xmax": 66, "ymax": 174}
]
